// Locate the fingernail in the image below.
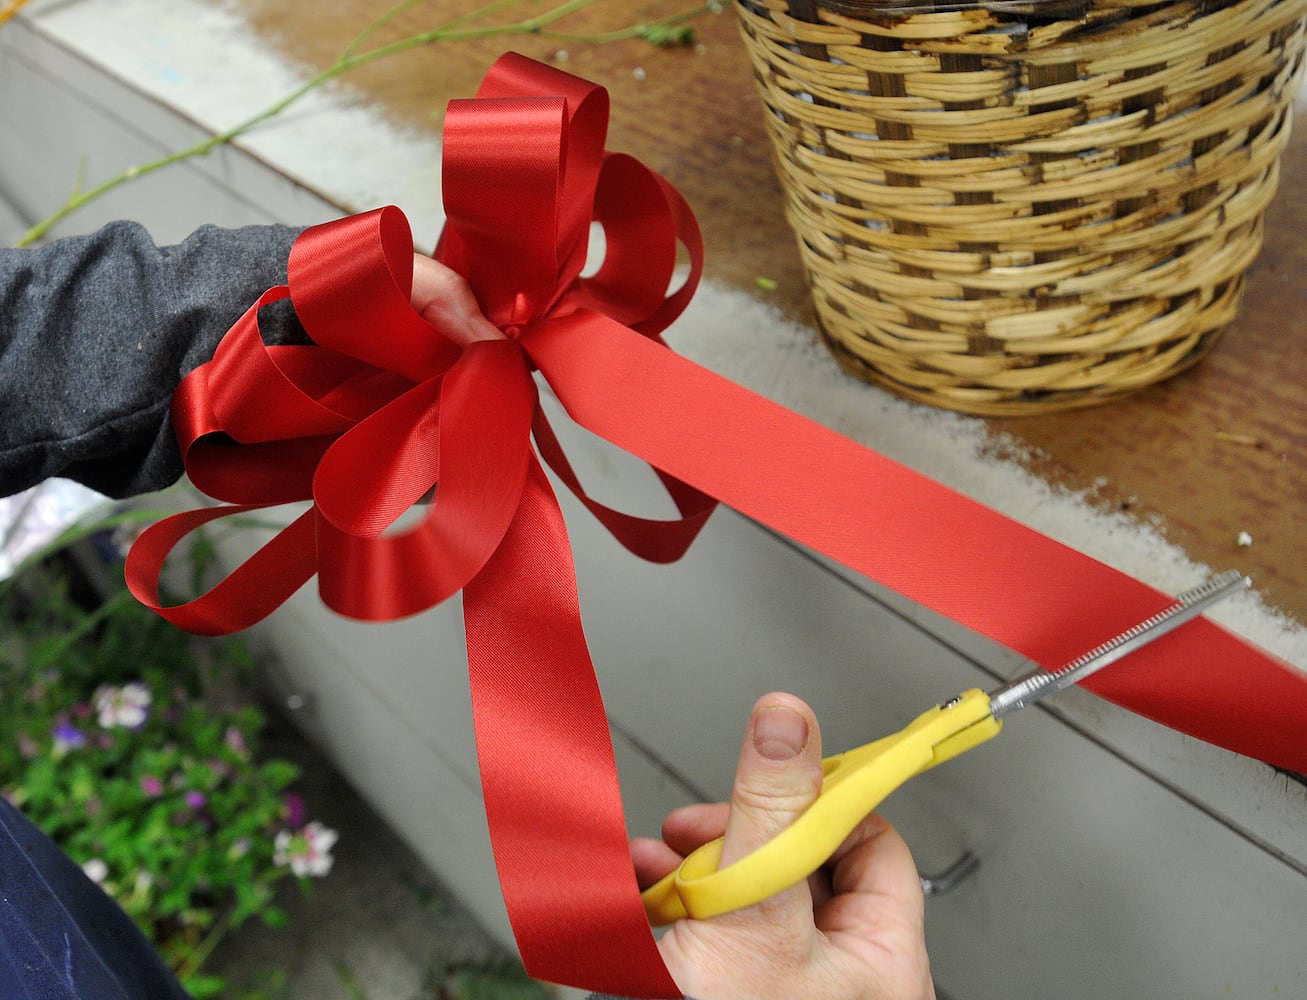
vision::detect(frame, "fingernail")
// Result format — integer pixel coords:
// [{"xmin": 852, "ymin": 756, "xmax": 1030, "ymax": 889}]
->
[{"xmin": 753, "ymin": 706, "xmax": 808, "ymax": 761}]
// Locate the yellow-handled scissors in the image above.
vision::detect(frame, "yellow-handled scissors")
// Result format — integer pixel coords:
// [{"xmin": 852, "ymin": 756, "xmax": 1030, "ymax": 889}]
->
[{"xmin": 642, "ymin": 571, "xmax": 1250, "ymax": 925}]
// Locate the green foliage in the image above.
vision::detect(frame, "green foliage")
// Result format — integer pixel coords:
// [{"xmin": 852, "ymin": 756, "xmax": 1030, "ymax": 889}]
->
[{"xmin": 0, "ymin": 552, "xmax": 328, "ymax": 998}]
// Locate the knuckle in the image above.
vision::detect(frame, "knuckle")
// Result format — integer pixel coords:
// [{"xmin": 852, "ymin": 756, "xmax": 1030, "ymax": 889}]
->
[{"xmin": 730, "ymin": 783, "xmax": 818, "ymax": 819}]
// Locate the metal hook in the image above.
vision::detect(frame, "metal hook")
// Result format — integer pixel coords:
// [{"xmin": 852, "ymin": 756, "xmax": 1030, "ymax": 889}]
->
[{"xmin": 920, "ymin": 851, "xmax": 980, "ymax": 896}]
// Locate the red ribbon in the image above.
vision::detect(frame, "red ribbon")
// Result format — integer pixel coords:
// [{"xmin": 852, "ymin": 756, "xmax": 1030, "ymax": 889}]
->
[{"xmin": 127, "ymin": 52, "xmax": 1307, "ymax": 998}]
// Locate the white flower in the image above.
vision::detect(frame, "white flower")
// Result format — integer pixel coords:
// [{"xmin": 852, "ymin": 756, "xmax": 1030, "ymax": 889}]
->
[
  {"xmin": 273, "ymin": 821, "xmax": 338, "ymax": 878},
  {"xmin": 81, "ymin": 858, "xmax": 109, "ymax": 884},
  {"xmin": 94, "ymin": 682, "xmax": 152, "ymax": 729}
]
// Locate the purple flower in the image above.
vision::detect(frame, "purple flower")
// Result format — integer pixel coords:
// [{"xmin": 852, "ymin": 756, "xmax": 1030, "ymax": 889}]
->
[
  {"xmin": 184, "ymin": 790, "xmax": 207, "ymax": 810},
  {"xmin": 282, "ymin": 793, "xmax": 307, "ymax": 829},
  {"xmin": 140, "ymin": 775, "xmax": 164, "ymax": 797},
  {"xmin": 224, "ymin": 726, "xmax": 247, "ymax": 756},
  {"xmin": 52, "ymin": 721, "xmax": 86, "ymax": 754}
]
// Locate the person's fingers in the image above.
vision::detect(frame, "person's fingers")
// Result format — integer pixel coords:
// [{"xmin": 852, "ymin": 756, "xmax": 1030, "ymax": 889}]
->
[
  {"xmin": 409, "ymin": 254, "xmax": 503, "ymax": 346},
  {"xmin": 631, "ymin": 837, "xmax": 685, "ymax": 889},
  {"xmin": 631, "ymin": 803, "xmax": 731, "ymax": 891},
  {"xmin": 829, "ymin": 813, "xmax": 922, "ymax": 902},
  {"xmin": 656, "ymin": 694, "xmax": 826, "ymax": 981},
  {"xmin": 660, "ymin": 803, "xmax": 730, "ymax": 857},
  {"xmin": 817, "ymin": 812, "xmax": 925, "ymax": 936},
  {"xmin": 816, "ymin": 815, "xmax": 936, "ymax": 1000},
  {"xmin": 718, "ymin": 693, "xmax": 824, "ymax": 870}
]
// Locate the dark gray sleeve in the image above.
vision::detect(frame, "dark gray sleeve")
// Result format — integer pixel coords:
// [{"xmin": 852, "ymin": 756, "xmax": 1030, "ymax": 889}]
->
[{"xmin": 0, "ymin": 220, "xmax": 303, "ymax": 499}]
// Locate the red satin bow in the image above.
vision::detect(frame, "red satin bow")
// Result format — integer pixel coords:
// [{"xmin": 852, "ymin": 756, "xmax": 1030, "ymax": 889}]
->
[{"xmin": 128, "ymin": 52, "xmax": 1307, "ymax": 998}]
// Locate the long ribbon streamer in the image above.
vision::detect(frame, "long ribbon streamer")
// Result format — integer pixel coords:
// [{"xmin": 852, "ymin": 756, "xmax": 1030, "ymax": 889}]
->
[{"xmin": 125, "ymin": 52, "xmax": 1307, "ymax": 998}]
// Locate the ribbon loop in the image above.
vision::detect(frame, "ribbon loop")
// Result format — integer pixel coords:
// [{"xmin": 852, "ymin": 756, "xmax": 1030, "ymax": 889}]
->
[
  {"xmin": 126, "ymin": 505, "xmax": 318, "ymax": 638},
  {"xmin": 474, "ymin": 50, "xmax": 609, "ymax": 265},
  {"xmin": 291, "ymin": 206, "xmax": 457, "ymax": 382},
  {"xmin": 441, "ymin": 95, "xmax": 572, "ymax": 325},
  {"xmin": 578, "ymin": 153, "xmax": 702, "ymax": 331},
  {"xmin": 315, "ymin": 340, "xmax": 537, "ymax": 621}
]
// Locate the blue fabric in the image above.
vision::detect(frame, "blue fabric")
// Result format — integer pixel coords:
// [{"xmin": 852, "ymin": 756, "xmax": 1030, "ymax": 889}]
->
[{"xmin": 0, "ymin": 796, "xmax": 192, "ymax": 999}]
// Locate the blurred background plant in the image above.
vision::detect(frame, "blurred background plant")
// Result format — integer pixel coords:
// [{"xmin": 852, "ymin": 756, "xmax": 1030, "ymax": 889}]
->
[
  {"xmin": 0, "ymin": 506, "xmax": 554, "ymax": 999},
  {"xmin": 0, "ymin": 517, "xmax": 337, "ymax": 999}
]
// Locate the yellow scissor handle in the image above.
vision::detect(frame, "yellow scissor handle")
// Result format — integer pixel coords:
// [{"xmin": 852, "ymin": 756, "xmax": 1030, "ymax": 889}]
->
[{"xmin": 641, "ymin": 688, "xmax": 1002, "ymax": 925}]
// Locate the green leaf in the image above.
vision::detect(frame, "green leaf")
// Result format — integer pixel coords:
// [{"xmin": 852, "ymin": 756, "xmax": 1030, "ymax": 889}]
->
[
  {"xmin": 182, "ymin": 972, "xmax": 228, "ymax": 999},
  {"xmin": 261, "ymin": 906, "xmax": 289, "ymax": 929},
  {"xmin": 257, "ymin": 759, "xmax": 300, "ymax": 789}
]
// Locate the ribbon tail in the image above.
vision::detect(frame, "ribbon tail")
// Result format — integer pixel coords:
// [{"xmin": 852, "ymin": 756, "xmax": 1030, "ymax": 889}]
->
[
  {"xmin": 526, "ymin": 314, "xmax": 1307, "ymax": 775},
  {"xmin": 463, "ymin": 456, "xmax": 679, "ymax": 998}
]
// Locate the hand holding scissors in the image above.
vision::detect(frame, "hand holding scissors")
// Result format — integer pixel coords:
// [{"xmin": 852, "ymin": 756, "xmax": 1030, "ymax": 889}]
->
[
  {"xmin": 642, "ymin": 571, "xmax": 1249, "ymax": 924},
  {"xmin": 633, "ymin": 693, "xmax": 937, "ymax": 1000}
]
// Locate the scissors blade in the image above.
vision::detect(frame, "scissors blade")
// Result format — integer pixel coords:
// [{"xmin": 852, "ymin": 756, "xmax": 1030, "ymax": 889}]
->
[{"xmin": 988, "ymin": 570, "xmax": 1250, "ymax": 718}]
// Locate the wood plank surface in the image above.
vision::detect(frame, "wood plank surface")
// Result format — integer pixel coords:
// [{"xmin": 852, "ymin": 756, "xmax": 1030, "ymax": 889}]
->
[{"xmin": 226, "ymin": 0, "xmax": 1307, "ymax": 627}]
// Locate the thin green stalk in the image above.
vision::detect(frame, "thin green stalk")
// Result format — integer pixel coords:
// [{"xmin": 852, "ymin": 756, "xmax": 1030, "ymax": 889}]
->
[
  {"xmin": 34, "ymin": 588, "xmax": 137, "ymax": 667},
  {"xmin": 546, "ymin": 4, "xmax": 709, "ymax": 43},
  {"xmin": 0, "ymin": 506, "xmax": 178, "ymax": 598},
  {"xmin": 174, "ymin": 903, "xmax": 237, "ymax": 983},
  {"xmin": 339, "ymin": 0, "xmax": 432, "ymax": 60},
  {"xmin": 15, "ymin": 0, "xmax": 711, "ymax": 247},
  {"xmin": 333, "ymin": 959, "xmax": 372, "ymax": 1000}
]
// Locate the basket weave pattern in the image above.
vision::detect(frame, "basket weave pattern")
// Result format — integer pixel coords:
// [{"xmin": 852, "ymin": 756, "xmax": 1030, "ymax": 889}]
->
[{"xmin": 737, "ymin": 0, "xmax": 1307, "ymax": 414}]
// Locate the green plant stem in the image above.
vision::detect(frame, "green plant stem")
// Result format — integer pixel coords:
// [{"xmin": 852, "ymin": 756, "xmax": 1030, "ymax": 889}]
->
[
  {"xmin": 174, "ymin": 903, "xmax": 238, "ymax": 983},
  {"xmin": 0, "ymin": 506, "xmax": 179, "ymax": 596},
  {"xmin": 547, "ymin": 4, "xmax": 708, "ymax": 43},
  {"xmin": 15, "ymin": 0, "xmax": 712, "ymax": 247},
  {"xmin": 333, "ymin": 959, "xmax": 372, "ymax": 1000},
  {"xmin": 35, "ymin": 588, "xmax": 137, "ymax": 667}
]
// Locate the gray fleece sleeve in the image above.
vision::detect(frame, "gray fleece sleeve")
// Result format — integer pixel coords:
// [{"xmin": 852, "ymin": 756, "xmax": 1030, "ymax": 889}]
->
[{"xmin": 0, "ymin": 220, "xmax": 302, "ymax": 499}]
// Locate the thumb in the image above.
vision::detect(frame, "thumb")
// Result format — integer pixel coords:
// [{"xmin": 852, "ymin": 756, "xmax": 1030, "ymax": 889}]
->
[
  {"xmin": 719, "ymin": 693, "xmax": 824, "ymax": 870},
  {"xmin": 409, "ymin": 254, "xmax": 503, "ymax": 347}
]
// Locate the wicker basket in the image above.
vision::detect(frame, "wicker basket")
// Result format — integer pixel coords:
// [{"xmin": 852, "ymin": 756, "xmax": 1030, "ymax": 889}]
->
[{"xmin": 736, "ymin": 0, "xmax": 1307, "ymax": 414}]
